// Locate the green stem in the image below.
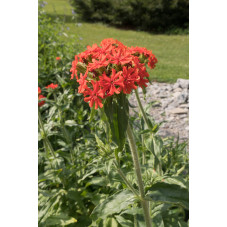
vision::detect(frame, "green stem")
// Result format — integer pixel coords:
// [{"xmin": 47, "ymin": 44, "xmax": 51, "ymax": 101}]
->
[
  {"xmin": 38, "ymin": 108, "xmax": 56, "ymax": 159},
  {"xmin": 135, "ymin": 90, "xmax": 163, "ymax": 175},
  {"xmin": 127, "ymin": 123, "xmax": 152, "ymax": 227},
  {"xmin": 135, "ymin": 89, "xmax": 150, "ymax": 128},
  {"xmin": 113, "ymin": 161, "xmax": 139, "ymax": 198},
  {"xmin": 142, "ymin": 134, "xmax": 146, "ymax": 165}
]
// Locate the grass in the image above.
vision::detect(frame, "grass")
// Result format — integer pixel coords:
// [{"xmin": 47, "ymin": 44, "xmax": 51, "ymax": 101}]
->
[{"xmin": 42, "ymin": 0, "xmax": 189, "ymax": 83}]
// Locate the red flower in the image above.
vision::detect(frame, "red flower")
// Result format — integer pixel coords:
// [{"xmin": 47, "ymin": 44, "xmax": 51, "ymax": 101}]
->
[
  {"xmin": 99, "ymin": 69, "xmax": 124, "ymax": 96},
  {"xmin": 70, "ymin": 38, "xmax": 157, "ymax": 109},
  {"xmin": 56, "ymin": 57, "xmax": 61, "ymax": 60},
  {"xmin": 83, "ymin": 81, "xmax": 104, "ymax": 109},
  {"xmin": 78, "ymin": 72, "xmax": 88, "ymax": 93},
  {"xmin": 88, "ymin": 54, "xmax": 110, "ymax": 71},
  {"xmin": 122, "ymin": 66, "xmax": 139, "ymax": 94},
  {"xmin": 38, "ymin": 95, "xmax": 45, "ymax": 107},
  {"xmin": 38, "ymin": 87, "xmax": 41, "ymax": 95},
  {"xmin": 148, "ymin": 54, "xmax": 158, "ymax": 69},
  {"xmin": 45, "ymin": 83, "xmax": 58, "ymax": 90},
  {"xmin": 70, "ymin": 56, "xmax": 79, "ymax": 80},
  {"xmin": 110, "ymin": 49, "xmax": 132, "ymax": 65}
]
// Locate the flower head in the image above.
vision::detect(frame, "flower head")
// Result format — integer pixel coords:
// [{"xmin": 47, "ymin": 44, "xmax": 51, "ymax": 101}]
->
[
  {"xmin": 56, "ymin": 57, "xmax": 61, "ymax": 60},
  {"xmin": 38, "ymin": 87, "xmax": 45, "ymax": 107},
  {"xmin": 70, "ymin": 38, "xmax": 157, "ymax": 109},
  {"xmin": 38, "ymin": 87, "xmax": 41, "ymax": 95},
  {"xmin": 45, "ymin": 83, "xmax": 58, "ymax": 90},
  {"xmin": 38, "ymin": 95, "xmax": 46, "ymax": 107}
]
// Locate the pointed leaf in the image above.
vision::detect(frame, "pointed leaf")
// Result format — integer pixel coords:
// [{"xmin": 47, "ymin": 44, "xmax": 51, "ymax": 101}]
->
[
  {"xmin": 91, "ymin": 190, "xmax": 135, "ymax": 220},
  {"xmin": 145, "ymin": 182, "xmax": 189, "ymax": 209},
  {"xmin": 104, "ymin": 93, "xmax": 129, "ymax": 151}
]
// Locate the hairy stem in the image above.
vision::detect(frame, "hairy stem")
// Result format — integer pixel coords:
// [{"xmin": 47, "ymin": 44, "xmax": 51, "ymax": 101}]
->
[
  {"xmin": 135, "ymin": 89, "xmax": 150, "ymax": 128},
  {"xmin": 113, "ymin": 161, "xmax": 139, "ymax": 198},
  {"xmin": 127, "ymin": 123, "xmax": 152, "ymax": 227}
]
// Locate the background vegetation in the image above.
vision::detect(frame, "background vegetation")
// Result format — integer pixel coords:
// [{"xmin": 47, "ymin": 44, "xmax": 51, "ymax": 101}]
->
[
  {"xmin": 70, "ymin": 0, "xmax": 189, "ymax": 33},
  {"xmin": 42, "ymin": 0, "xmax": 189, "ymax": 83}
]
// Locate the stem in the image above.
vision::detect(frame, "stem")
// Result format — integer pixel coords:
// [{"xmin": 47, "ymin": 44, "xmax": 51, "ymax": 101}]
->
[
  {"xmin": 135, "ymin": 90, "xmax": 162, "ymax": 175},
  {"xmin": 113, "ymin": 161, "xmax": 139, "ymax": 198},
  {"xmin": 127, "ymin": 123, "xmax": 152, "ymax": 227},
  {"xmin": 142, "ymin": 134, "xmax": 146, "ymax": 165},
  {"xmin": 38, "ymin": 108, "xmax": 56, "ymax": 159},
  {"xmin": 135, "ymin": 89, "xmax": 150, "ymax": 128}
]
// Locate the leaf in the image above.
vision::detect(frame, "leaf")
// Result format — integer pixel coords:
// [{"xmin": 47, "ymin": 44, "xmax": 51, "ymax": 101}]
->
[
  {"xmin": 89, "ymin": 106, "xmax": 96, "ymax": 122},
  {"xmin": 91, "ymin": 190, "xmax": 135, "ymax": 220},
  {"xmin": 152, "ymin": 213, "xmax": 165, "ymax": 227},
  {"xmin": 144, "ymin": 135, "xmax": 163, "ymax": 173},
  {"xmin": 115, "ymin": 215, "xmax": 133, "ymax": 227},
  {"xmin": 65, "ymin": 188, "xmax": 81, "ymax": 201},
  {"xmin": 62, "ymin": 32, "xmax": 68, "ymax": 37},
  {"xmin": 64, "ymin": 120, "xmax": 77, "ymax": 127},
  {"xmin": 160, "ymin": 176, "xmax": 188, "ymax": 190},
  {"xmin": 79, "ymin": 169, "xmax": 98, "ymax": 182},
  {"xmin": 85, "ymin": 176, "xmax": 108, "ymax": 187},
  {"xmin": 145, "ymin": 182, "xmax": 189, "ymax": 209},
  {"xmin": 45, "ymin": 213, "xmax": 77, "ymax": 226},
  {"xmin": 104, "ymin": 93, "xmax": 129, "ymax": 151}
]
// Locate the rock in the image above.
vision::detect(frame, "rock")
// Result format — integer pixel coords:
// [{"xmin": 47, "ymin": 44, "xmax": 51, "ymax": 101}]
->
[
  {"xmin": 173, "ymin": 88, "xmax": 182, "ymax": 93},
  {"xmin": 176, "ymin": 91, "xmax": 188, "ymax": 104},
  {"xmin": 173, "ymin": 82, "xmax": 180, "ymax": 90},
  {"xmin": 172, "ymin": 91, "xmax": 182, "ymax": 98},
  {"xmin": 166, "ymin": 108, "xmax": 188, "ymax": 115},
  {"xmin": 179, "ymin": 103, "xmax": 189, "ymax": 109},
  {"xmin": 177, "ymin": 79, "xmax": 189, "ymax": 89},
  {"xmin": 161, "ymin": 98, "xmax": 173, "ymax": 108}
]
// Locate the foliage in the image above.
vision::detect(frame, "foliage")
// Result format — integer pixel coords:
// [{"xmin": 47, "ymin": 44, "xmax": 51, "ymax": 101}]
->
[
  {"xmin": 70, "ymin": 0, "xmax": 189, "ymax": 33},
  {"xmin": 38, "ymin": 82, "xmax": 189, "ymax": 226},
  {"xmin": 38, "ymin": 1, "xmax": 81, "ymax": 86}
]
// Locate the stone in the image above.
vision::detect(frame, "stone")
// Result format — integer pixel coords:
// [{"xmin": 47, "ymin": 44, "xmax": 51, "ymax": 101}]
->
[
  {"xmin": 162, "ymin": 99, "xmax": 172, "ymax": 108},
  {"xmin": 173, "ymin": 87, "xmax": 182, "ymax": 93},
  {"xmin": 173, "ymin": 82, "xmax": 180, "ymax": 90},
  {"xmin": 172, "ymin": 91, "xmax": 182, "ymax": 98},
  {"xmin": 166, "ymin": 108, "xmax": 188, "ymax": 115},
  {"xmin": 176, "ymin": 91, "xmax": 188, "ymax": 104},
  {"xmin": 177, "ymin": 79, "xmax": 189, "ymax": 89},
  {"xmin": 179, "ymin": 103, "xmax": 189, "ymax": 109}
]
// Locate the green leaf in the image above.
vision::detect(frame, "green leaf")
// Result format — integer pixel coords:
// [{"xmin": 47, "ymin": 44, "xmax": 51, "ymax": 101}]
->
[
  {"xmin": 85, "ymin": 176, "xmax": 108, "ymax": 187},
  {"xmin": 115, "ymin": 215, "xmax": 133, "ymax": 227},
  {"xmin": 145, "ymin": 182, "xmax": 189, "ymax": 209},
  {"xmin": 159, "ymin": 176, "xmax": 188, "ymax": 190},
  {"xmin": 144, "ymin": 135, "xmax": 163, "ymax": 173},
  {"xmin": 152, "ymin": 213, "xmax": 165, "ymax": 227},
  {"xmin": 64, "ymin": 120, "xmax": 77, "ymax": 127},
  {"xmin": 91, "ymin": 190, "xmax": 135, "ymax": 220},
  {"xmin": 45, "ymin": 213, "xmax": 77, "ymax": 226},
  {"xmin": 104, "ymin": 93, "xmax": 129, "ymax": 151},
  {"xmin": 89, "ymin": 106, "xmax": 96, "ymax": 122}
]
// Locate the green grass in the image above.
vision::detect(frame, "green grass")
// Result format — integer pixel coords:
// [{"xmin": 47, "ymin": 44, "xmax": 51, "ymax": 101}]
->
[{"xmin": 43, "ymin": 0, "xmax": 189, "ymax": 83}]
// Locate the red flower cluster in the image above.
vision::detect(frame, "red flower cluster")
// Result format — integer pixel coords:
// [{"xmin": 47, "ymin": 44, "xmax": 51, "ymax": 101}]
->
[
  {"xmin": 46, "ymin": 83, "xmax": 58, "ymax": 90},
  {"xmin": 56, "ymin": 57, "xmax": 61, "ymax": 61},
  {"xmin": 70, "ymin": 38, "xmax": 157, "ymax": 109},
  {"xmin": 38, "ymin": 87, "xmax": 45, "ymax": 107}
]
